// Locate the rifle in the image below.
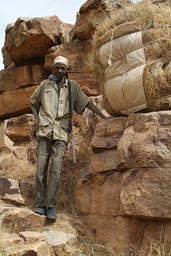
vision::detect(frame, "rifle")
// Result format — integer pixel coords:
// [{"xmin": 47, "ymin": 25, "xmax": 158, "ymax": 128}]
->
[
  {"xmin": 70, "ymin": 131, "xmax": 76, "ymax": 164},
  {"xmin": 68, "ymin": 79, "xmax": 77, "ymax": 163}
]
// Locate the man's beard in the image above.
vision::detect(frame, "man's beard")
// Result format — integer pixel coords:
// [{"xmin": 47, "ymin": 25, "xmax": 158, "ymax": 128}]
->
[{"xmin": 55, "ymin": 75, "xmax": 64, "ymax": 82}]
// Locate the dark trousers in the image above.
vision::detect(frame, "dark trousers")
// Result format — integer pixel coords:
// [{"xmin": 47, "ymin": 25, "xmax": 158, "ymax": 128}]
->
[{"xmin": 36, "ymin": 137, "xmax": 67, "ymax": 208}]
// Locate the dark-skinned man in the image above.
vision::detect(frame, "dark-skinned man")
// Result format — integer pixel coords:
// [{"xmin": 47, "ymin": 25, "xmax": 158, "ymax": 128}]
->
[{"xmin": 30, "ymin": 56, "xmax": 108, "ymax": 220}]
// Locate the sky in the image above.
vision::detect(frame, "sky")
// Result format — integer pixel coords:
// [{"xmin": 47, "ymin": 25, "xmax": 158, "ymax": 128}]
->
[{"xmin": 0, "ymin": 0, "xmax": 86, "ymax": 70}]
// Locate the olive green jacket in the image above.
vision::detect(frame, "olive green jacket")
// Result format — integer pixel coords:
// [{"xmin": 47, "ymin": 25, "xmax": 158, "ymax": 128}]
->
[{"xmin": 30, "ymin": 78, "xmax": 90, "ymax": 142}]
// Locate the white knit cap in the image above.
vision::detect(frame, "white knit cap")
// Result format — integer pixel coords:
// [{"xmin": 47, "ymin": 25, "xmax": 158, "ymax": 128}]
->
[{"xmin": 54, "ymin": 56, "xmax": 68, "ymax": 66}]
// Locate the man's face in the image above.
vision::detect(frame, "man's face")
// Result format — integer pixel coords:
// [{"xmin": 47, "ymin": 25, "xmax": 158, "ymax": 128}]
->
[{"xmin": 52, "ymin": 63, "xmax": 67, "ymax": 80}]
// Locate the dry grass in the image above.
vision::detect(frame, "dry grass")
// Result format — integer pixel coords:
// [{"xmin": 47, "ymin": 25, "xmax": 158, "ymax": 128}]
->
[
  {"xmin": 74, "ymin": 242, "xmax": 171, "ymax": 256},
  {"xmin": 143, "ymin": 60, "xmax": 171, "ymax": 110},
  {"xmin": 93, "ymin": 2, "xmax": 171, "ymax": 42},
  {"xmin": 143, "ymin": 35, "xmax": 171, "ymax": 61},
  {"xmin": 92, "ymin": 2, "xmax": 171, "ymax": 62},
  {"xmin": 1, "ymin": 242, "xmax": 171, "ymax": 256}
]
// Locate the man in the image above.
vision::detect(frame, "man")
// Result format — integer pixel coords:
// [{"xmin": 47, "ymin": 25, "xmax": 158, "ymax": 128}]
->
[{"xmin": 30, "ymin": 56, "xmax": 107, "ymax": 220}]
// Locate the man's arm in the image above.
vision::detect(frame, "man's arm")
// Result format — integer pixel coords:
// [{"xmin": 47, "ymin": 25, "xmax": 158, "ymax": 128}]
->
[
  {"xmin": 30, "ymin": 104, "xmax": 40, "ymax": 127},
  {"xmin": 86, "ymin": 101, "xmax": 106, "ymax": 119}
]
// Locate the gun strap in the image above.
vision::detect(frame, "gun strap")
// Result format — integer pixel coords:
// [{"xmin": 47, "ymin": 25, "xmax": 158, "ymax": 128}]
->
[{"xmin": 68, "ymin": 80, "xmax": 72, "ymax": 134}]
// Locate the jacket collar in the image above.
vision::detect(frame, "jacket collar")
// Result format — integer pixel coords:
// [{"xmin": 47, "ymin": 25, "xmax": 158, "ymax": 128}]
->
[{"xmin": 48, "ymin": 75, "xmax": 68, "ymax": 88}]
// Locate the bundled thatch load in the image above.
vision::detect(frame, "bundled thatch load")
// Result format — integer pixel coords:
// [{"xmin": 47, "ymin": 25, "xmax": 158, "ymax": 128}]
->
[{"xmin": 91, "ymin": 2, "xmax": 171, "ymax": 115}]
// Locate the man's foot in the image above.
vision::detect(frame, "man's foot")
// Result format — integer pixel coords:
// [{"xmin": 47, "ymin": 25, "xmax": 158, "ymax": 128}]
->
[
  {"xmin": 46, "ymin": 207, "xmax": 57, "ymax": 220},
  {"xmin": 34, "ymin": 206, "xmax": 46, "ymax": 216}
]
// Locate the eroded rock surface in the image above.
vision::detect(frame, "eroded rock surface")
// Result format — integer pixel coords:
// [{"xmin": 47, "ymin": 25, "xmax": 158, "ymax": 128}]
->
[{"xmin": 75, "ymin": 111, "xmax": 171, "ymax": 250}]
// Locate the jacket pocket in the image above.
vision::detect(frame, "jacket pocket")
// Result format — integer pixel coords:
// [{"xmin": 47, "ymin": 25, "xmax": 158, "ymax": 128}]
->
[
  {"xmin": 59, "ymin": 119, "xmax": 70, "ymax": 132},
  {"xmin": 39, "ymin": 119, "xmax": 49, "ymax": 126}
]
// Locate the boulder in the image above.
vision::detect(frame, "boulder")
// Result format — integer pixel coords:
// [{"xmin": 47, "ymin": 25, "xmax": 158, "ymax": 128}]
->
[
  {"xmin": 43, "ymin": 230, "xmax": 78, "ymax": 256},
  {"xmin": 19, "ymin": 231, "xmax": 45, "ymax": 244},
  {"xmin": 0, "ymin": 86, "xmax": 36, "ymax": 119},
  {"xmin": 1, "ymin": 46, "xmax": 14, "ymax": 68},
  {"xmin": 91, "ymin": 117, "xmax": 126, "ymax": 151},
  {"xmin": 5, "ymin": 114, "xmax": 34, "ymax": 142},
  {"xmin": 0, "ymin": 64, "xmax": 48, "ymax": 92},
  {"xmin": 0, "ymin": 143, "xmax": 35, "ymax": 181},
  {"xmin": 4, "ymin": 16, "xmax": 73, "ymax": 65},
  {"xmin": 0, "ymin": 177, "xmax": 25, "ymax": 205},
  {"xmin": 8, "ymin": 242, "xmax": 51, "ymax": 256},
  {"xmin": 70, "ymin": 0, "xmax": 131, "ymax": 40},
  {"xmin": 0, "ymin": 208, "xmax": 45, "ymax": 233},
  {"xmin": 0, "ymin": 233, "xmax": 24, "ymax": 248},
  {"xmin": 0, "ymin": 120, "xmax": 14, "ymax": 148}
]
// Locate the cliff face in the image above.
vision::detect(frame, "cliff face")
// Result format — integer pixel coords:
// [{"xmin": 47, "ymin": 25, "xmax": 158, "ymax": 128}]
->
[
  {"xmin": 1, "ymin": 0, "xmax": 171, "ymax": 254},
  {"xmin": 75, "ymin": 111, "xmax": 171, "ymax": 250}
]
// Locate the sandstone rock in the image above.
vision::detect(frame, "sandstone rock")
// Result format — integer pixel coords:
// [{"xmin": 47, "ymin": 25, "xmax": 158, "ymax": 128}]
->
[
  {"xmin": 0, "ymin": 154, "xmax": 16, "ymax": 175},
  {"xmin": 0, "ymin": 208, "xmax": 45, "ymax": 233},
  {"xmin": 0, "ymin": 64, "xmax": 48, "ymax": 92},
  {"xmin": 45, "ymin": 40, "xmax": 100, "ymax": 96},
  {"xmin": 120, "ymin": 167, "xmax": 171, "ymax": 219},
  {"xmin": 74, "ymin": 175, "xmax": 91, "ymax": 215},
  {"xmin": 27, "ymin": 146, "xmax": 36, "ymax": 163},
  {"xmin": 141, "ymin": 220, "xmax": 171, "ymax": 251},
  {"xmin": 75, "ymin": 174, "xmax": 106, "ymax": 215},
  {"xmin": 75, "ymin": 171, "xmax": 123, "ymax": 216},
  {"xmin": 117, "ymin": 111, "xmax": 171, "ymax": 169},
  {"xmin": 82, "ymin": 215, "xmax": 146, "ymax": 251},
  {"xmin": 1, "ymin": 46, "xmax": 14, "ymax": 68},
  {"xmin": 0, "ymin": 233, "xmax": 24, "ymax": 248},
  {"xmin": 12, "ymin": 146, "xmax": 27, "ymax": 160},
  {"xmin": 99, "ymin": 172, "xmax": 123, "ymax": 216},
  {"xmin": 88, "ymin": 112, "xmax": 171, "ymax": 218},
  {"xmin": 91, "ymin": 117, "xmax": 126, "ymax": 151},
  {"xmin": 19, "ymin": 231, "xmax": 45, "ymax": 244},
  {"xmin": 0, "ymin": 145, "xmax": 35, "ymax": 180},
  {"xmin": 0, "ymin": 67, "xmax": 15, "ymax": 93},
  {"xmin": 85, "ymin": 216, "xmax": 171, "ymax": 252},
  {"xmin": 5, "ymin": 114, "xmax": 34, "ymax": 142},
  {"xmin": 0, "ymin": 200, "xmax": 16, "ymax": 215},
  {"xmin": 74, "ymin": 111, "xmax": 171, "ymax": 250},
  {"xmin": 70, "ymin": 0, "xmax": 131, "ymax": 40},
  {"xmin": 0, "ymin": 120, "xmax": 14, "ymax": 148},
  {"xmin": 8, "ymin": 241, "xmax": 51, "ymax": 256},
  {"xmin": 19, "ymin": 180, "xmax": 35, "ymax": 207},
  {"xmin": 43, "ymin": 230, "xmax": 78, "ymax": 256},
  {"xmin": 4, "ymin": 16, "xmax": 73, "ymax": 65},
  {"xmin": 0, "ymin": 86, "xmax": 36, "ymax": 119},
  {"xmin": 0, "ymin": 177, "xmax": 25, "ymax": 205},
  {"xmin": 89, "ymin": 149, "xmax": 118, "ymax": 173}
]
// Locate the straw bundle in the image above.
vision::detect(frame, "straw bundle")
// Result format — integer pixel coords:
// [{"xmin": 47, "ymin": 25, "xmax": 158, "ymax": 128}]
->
[{"xmin": 91, "ymin": 2, "xmax": 171, "ymax": 115}]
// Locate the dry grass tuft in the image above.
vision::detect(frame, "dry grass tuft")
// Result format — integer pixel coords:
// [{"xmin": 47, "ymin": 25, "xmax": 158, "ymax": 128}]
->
[{"xmin": 143, "ymin": 60, "xmax": 171, "ymax": 110}]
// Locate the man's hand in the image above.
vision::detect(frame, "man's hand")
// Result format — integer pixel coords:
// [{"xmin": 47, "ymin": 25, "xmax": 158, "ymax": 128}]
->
[
  {"xmin": 86, "ymin": 101, "xmax": 106, "ymax": 119},
  {"xmin": 30, "ymin": 104, "xmax": 40, "ymax": 138},
  {"xmin": 86, "ymin": 101, "xmax": 113, "ymax": 119},
  {"xmin": 30, "ymin": 104, "xmax": 40, "ymax": 127}
]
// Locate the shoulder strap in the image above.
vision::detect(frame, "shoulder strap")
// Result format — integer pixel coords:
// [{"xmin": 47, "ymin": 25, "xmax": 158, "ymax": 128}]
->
[{"xmin": 68, "ymin": 80, "xmax": 72, "ymax": 133}]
